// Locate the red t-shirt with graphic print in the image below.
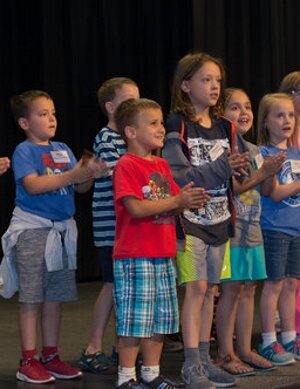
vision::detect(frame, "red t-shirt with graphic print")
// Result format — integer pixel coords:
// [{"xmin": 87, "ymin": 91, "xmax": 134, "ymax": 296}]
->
[{"xmin": 113, "ymin": 153, "xmax": 179, "ymax": 259}]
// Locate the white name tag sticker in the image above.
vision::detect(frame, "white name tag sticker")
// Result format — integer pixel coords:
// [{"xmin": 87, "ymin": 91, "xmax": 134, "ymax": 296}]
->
[
  {"xmin": 291, "ymin": 159, "xmax": 300, "ymax": 174},
  {"xmin": 209, "ymin": 142, "xmax": 224, "ymax": 161},
  {"xmin": 50, "ymin": 150, "xmax": 71, "ymax": 163},
  {"xmin": 254, "ymin": 153, "xmax": 264, "ymax": 169}
]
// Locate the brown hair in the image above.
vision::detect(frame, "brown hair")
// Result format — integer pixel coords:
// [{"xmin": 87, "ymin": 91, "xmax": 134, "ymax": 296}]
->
[
  {"xmin": 170, "ymin": 52, "xmax": 226, "ymax": 121},
  {"xmin": 97, "ymin": 77, "xmax": 138, "ymax": 116},
  {"xmin": 257, "ymin": 93, "xmax": 298, "ymax": 147},
  {"xmin": 10, "ymin": 90, "xmax": 52, "ymax": 122},
  {"xmin": 115, "ymin": 98, "xmax": 161, "ymax": 140}
]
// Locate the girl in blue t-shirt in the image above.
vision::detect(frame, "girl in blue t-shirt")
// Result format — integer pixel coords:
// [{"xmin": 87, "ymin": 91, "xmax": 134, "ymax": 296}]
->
[{"xmin": 257, "ymin": 92, "xmax": 300, "ymax": 366}]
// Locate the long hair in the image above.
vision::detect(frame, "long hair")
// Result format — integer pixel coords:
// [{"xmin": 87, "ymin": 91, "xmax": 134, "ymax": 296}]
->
[
  {"xmin": 170, "ymin": 52, "xmax": 226, "ymax": 121},
  {"xmin": 257, "ymin": 93, "xmax": 298, "ymax": 147}
]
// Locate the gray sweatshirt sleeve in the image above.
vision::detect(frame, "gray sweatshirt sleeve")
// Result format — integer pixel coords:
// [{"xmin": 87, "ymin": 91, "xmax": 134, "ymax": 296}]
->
[{"xmin": 162, "ymin": 131, "xmax": 233, "ymax": 189}]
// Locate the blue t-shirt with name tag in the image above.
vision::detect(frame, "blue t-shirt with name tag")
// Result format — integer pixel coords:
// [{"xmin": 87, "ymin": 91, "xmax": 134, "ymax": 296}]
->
[
  {"xmin": 13, "ymin": 140, "xmax": 77, "ymax": 221},
  {"xmin": 260, "ymin": 144, "xmax": 300, "ymax": 236}
]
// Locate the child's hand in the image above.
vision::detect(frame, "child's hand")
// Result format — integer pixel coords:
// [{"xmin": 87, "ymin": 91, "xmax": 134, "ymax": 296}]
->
[
  {"xmin": 86, "ymin": 157, "xmax": 110, "ymax": 178},
  {"xmin": 177, "ymin": 182, "xmax": 210, "ymax": 209},
  {"xmin": 70, "ymin": 160, "xmax": 94, "ymax": 184},
  {"xmin": 228, "ymin": 147, "xmax": 250, "ymax": 177},
  {"xmin": 261, "ymin": 151, "xmax": 285, "ymax": 177},
  {"xmin": 0, "ymin": 157, "xmax": 10, "ymax": 175}
]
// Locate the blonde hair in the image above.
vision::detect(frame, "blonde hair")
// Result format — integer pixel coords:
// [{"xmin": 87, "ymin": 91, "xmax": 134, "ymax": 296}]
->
[
  {"xmin": 279, "ymin": 71, "xmax": 300, "ymax": 94},
  {"xmin": 257, "ymin": 93, "xmax": 298, "ymax": 147},
  {"xmin": 170, "ymin": 52, "xmax": 225, "ymax": 121}
]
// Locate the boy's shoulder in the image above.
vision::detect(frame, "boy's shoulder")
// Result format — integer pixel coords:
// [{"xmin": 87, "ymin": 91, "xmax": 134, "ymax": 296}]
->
[{"xmin": 95, "ymin": 126, "xmax": 119, "ymax": 141}]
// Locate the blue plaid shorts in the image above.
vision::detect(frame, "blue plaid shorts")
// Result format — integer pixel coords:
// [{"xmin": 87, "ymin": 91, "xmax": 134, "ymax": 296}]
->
[{"xmin": 113, "ymin": 257, "xmax": 179, "ymax": 337}]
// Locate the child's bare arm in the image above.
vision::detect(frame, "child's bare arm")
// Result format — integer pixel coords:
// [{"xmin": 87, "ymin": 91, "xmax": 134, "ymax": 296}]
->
[
  {"xmin": 233, "ymin": 152, "xmax": 285, "ymax": 195},
  {"xmin": 0, "ymin": 157, "xmax": 10, "ymax": 175},
  {"xmin": 269, "ymin": 179, "xmax": 300, "ymax": 202},
  {"xmin": 22, "ymin": 160, "xmax": 94, "ymax": 195},
  {"xmin": 123, "ymin": 182, "xmax": 210, "ymax": 219}
]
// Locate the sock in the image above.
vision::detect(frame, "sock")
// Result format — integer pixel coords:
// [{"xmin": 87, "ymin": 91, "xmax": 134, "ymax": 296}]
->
[
  {"xmin": 199, "ymin": 341, "xmax": 210, "ymax": 362},
  {"xmin": 262, "ymin": 332, "xmax": 277, "ymax": 348},
  {"xmin": 140, "ymin": 365, "xmax": 160, "ymax": 383},
  {"xmin": 22, "ymin": 349, "xmax": 37, "ymax": 363},
  {"xmin": 184, "ymin": 347, "xmax": 201, "ymax": 367},
  {"xmin": 118, "ymin": 366, "xmax": 136, "ymax": 386},
  {"xmin": 42, "ymin": 346, "xmax": 58, "ymax": 361},
  {"xmin": 281, "ymin": 331, "xmax": 296, "ymax": 345}
]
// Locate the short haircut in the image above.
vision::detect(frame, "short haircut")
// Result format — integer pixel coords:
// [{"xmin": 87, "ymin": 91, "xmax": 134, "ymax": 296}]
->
[
  {"xmin": 97, "ymin": 77, "xmax": 138, "ymax": 116},
  {"xmin": 10, "ymin": 90, "xmax": 52, "ymax": 123},
  {"xmin": 114, "ymin": 98, "xmax": 161, "ymax": 140}
]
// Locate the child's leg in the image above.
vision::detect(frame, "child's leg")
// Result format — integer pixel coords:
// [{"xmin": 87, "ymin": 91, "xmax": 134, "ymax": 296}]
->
[
  {"xmin": 260, "ymin": 280, "xmax": 283, "ymax": 335},
  {"xmin": 216, "ymin": 281, "xmax": 244, "ymax": 358},
  {"xmin": 181, "ymin": 280, "xmax": 207, "ymax": 348},
  {"xmin": 41, "ymin": 301, "xmax": 62, "ymax": 347},
  {"xmin": 235, "ymin": 282, "xmax": 256, "ymax": 356},
  {"xmin": 200, "ymin": 284, "xmax": 219, "ymax": 343},
  {"xmin": 236, "ymin": 282, "xmax": 273, "ymax": 369},
  {"xmin": 19, "ymin": 302, "xmax": 41, "ymax": 352},
  {"xmin": 279, "ymin": 278, "xmax": 297, "ymax": 332},
  {"xmin": 118, "ymin": 336, "xmax": 140, "ymax": 368},
  {"xmin": 85, "ymin": 282, "xmax": 114, "ymax": 354}
]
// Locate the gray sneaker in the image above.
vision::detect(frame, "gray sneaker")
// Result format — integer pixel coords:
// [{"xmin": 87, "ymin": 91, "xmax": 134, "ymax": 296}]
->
[
  {"xmin": 202, "ymin": 358, "xmax": 236, "ymax": 388},
  {"xmin": 182, "ymin": 364, "xmax": 216, "ymax": 389}
]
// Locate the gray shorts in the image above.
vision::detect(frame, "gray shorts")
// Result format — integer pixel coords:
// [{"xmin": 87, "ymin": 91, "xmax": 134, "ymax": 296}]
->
[
  {"xmin": 15, "ymin": 228, "xmax": 77, "ymax": 303},
  {"xmin": 176, "ymin": 234, "xmax": 226, "ymax": 285}
]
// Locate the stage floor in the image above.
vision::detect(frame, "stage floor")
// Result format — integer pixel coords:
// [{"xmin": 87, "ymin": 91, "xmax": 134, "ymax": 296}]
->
[{"xmin": 0, "ymin": 282, "xmax": 300, "ymax": 389}]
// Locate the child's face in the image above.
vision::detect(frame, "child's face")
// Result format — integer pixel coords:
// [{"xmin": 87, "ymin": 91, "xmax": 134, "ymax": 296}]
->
[
  {"xmin": 181, "ymin": 61, "xmax": 221, "ymax": 110},
  {"xmin": 20, "ymin": 97, "xmax": 57, "ymax": 145},
  {"xmin": 265, "ymin": 98, "xmax": 295, "ymax": 146},
  {"xmin": 129, "ymin": 108, "xmax": 165, "ymax": 153},
  {"xmin": 110, "ymin": 84, "xmax": 140, "ymax": 114},
  {"xmin": 224, "ymin": 90, "xmax": 253, "ymax": 136}
]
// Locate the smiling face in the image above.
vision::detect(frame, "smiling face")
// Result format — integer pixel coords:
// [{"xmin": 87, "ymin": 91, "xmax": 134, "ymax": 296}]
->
[
  {"xmin": 18, "ymin": 97, "xmax": 57, "ymax": 145},
  {"xmin": 126, "ymin": 108, "xmax": 165, "ymax": 157},
  {"xmin": 265, "ymin": 98, "xmax": 296, "ymax": 148},
  {"xmin": 181, "ymin": 60, "xmax": 222, "ymax": 113},
  {"xmin": 224, "ymin": 90, "xmax": 253, "ymax": 136}
]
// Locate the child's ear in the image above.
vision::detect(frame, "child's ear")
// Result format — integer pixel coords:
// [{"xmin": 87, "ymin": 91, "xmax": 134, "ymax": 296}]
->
[
  {"xmin": 105, "ymin": 101, "xmax": 114, "ymax": 116},
  {"xmin": 124, "ymin": 125, "xmax": 136, "ymax": 139},
  {"xmin": 17, "ymin": 117, "xmax": 29, "ymax": 131},
  {"xmin": 181, "ymin": 80, "xmax": 190, "ymax": 93}
]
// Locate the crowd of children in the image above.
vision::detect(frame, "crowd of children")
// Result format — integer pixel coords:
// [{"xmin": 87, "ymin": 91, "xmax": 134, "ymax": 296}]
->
[{"xmin": 1, "ymin": 54, "xmax": 300, "ymax": 389}]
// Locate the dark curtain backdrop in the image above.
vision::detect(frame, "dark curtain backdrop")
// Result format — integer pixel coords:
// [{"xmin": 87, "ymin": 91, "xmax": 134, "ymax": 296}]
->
[{"xmin": 0, "ymin": 0, "xmax": 299, "ymax": 280}]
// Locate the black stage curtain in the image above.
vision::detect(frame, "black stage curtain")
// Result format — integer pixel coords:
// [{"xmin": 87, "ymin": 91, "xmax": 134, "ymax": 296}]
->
[{"xmin": 0, "ymin": 0, "xmax": 299, "ymax": 280}]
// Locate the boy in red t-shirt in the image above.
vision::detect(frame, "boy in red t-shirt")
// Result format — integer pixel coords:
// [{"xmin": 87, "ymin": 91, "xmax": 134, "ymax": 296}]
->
[{"xmin": 112, "ymin": 98, "xmax": 209, "ymax": 389}]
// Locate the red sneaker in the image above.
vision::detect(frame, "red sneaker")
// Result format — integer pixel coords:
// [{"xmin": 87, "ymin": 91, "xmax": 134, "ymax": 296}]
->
[
  {"xmin": 16, "ymin": 357, "xmax": 55, "ymax": 384},
  {"xmin": 42, "ymin": 353, "xmax": 82, "ymax": 380}
]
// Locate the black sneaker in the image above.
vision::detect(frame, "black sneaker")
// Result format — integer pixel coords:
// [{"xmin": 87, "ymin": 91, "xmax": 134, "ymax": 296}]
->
[
  {"xmin": 115, "ymin": 379, "xmax": 146, "ymax": 388},
  {"xmin": 141, "ymin": 375, "xmax": 185, "ymax": 388},
  {"xmin": 79, "ymin": 349, "xmax": 116, "ymax": 374}
]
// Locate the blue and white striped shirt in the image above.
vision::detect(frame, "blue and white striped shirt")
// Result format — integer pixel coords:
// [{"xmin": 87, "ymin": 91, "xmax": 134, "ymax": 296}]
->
[{"xmin": 92, "ymin": 127, "xmax": 126, "ymax": 247}]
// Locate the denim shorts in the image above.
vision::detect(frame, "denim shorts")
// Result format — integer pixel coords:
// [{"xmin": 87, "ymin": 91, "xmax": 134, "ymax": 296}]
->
[
  {"xmin": 97, "ymin": 246, "xmax": 114, "ymax": 283},
  {"xmin": 15, "ymin": 228, "xmax": 77, "ymax": 303},
  {"xmin": 263, "ymin": 230, "xmax": 300, "ymax": 281},
  {"xmin": 176, "ymin": 235, "xmax": 226, "ymax": 285},
  {"xmin": 113, "ymin": 257, "xmax": 179, "ymax": 337}
]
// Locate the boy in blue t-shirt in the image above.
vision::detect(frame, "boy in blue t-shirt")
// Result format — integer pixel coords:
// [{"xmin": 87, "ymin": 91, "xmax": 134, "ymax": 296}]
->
[{"xmin": 5, "ymin": 90, "xmax": 106, "ymax": 384}]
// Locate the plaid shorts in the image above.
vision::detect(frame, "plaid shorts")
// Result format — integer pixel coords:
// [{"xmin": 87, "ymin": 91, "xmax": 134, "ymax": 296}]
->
[{"xmin": 113, "ymin": 257, "xmax": 179, "ymax": 337}]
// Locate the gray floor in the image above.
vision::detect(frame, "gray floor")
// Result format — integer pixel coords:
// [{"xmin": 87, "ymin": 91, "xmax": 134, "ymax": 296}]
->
[{"xmin": 1, "ymin": 282, "xmax": 300, "ymax": 388}]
